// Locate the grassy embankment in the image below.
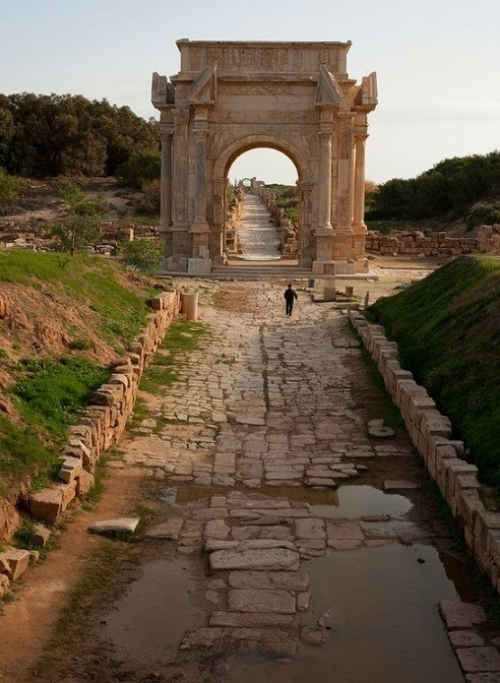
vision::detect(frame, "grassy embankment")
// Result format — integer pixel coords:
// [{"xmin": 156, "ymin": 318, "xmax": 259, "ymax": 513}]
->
[
  {"xmin": 368, "ymin": 255, "xmax": 500, "ymax": 488},
  {"xmin": 0, "ymin": 250, "xmax": 157, "ymax": 496}
]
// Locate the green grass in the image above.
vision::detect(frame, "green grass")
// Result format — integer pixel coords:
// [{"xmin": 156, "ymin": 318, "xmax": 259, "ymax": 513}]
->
[
  {"xmin": 139, "ymin": 319, "xmax": 212, "ymax": 394},
  {"xmin": 368, "ymin": 255, "xmax": 500, "ymax": 485},
  {"xmin": 0, "ymin": 251, "xmax": 161, "ymax": 494},
  {"xmin": 10, "ymin": 356, "xmax": 108, "ymax": 441},
  {"xmin": 0, "ymin": 251, "xmax": 154, "ymax": 350},
  {"xmin": 0, "ymin": 416, "xmax": 60, "ymax": 493}
]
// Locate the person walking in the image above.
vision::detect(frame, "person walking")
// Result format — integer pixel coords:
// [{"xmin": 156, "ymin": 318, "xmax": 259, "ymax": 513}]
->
[{"xmin": 284, "ymin": 283, "xmax": 298, "ymax": 316}]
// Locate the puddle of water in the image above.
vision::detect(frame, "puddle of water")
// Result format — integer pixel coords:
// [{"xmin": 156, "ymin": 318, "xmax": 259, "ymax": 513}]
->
[
  {"xmin": 439, "ymin": 549, "xmax": 479, "ymax": 603},
  {"xmin": 104, "ymin": 558, "xmax": 204, "ymax": 664},
  {"xmin": 174, "ymin": 485, "xmax": 340, "ymax": 507},
  {"xmin": 312, "ymin": 484, "xmax": 412, "ymax": 519},
  {"xmin": 225, "ymin": 545, "xmax": 464, "ymax": 683}
]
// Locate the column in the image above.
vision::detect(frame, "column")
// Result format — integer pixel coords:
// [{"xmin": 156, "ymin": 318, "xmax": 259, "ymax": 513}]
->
[
  {"xmin": 352, "ymin": 132, "xmax": 368, "ymax": 230},
  {"xmin": 314, "ymin": 129, "xmax": 334, "ymax": 263},
  {"xmin": 171, "ymin": 108, "xmax": 190, "ymax": 265},
  {"xmin": 299, "ymin": 180, "xmax": 314, "ymax": 266},
  {"xmin": 191, "ymin": 126, "xmax": 209, "ymax": 234},
  {"xmin": 159, "ymin": 122, "xmax": 173, "ymax": 244},
  {"xmin": 316, "ymin": 131, "xmax": 333, "ymax": 234},
  {"xmin": 352, "ymin": 131, "xmax": 369, "ymax": 271},
  {"xmin": 333, "ymin": 112, "xmax": 355, "ymax": 262}
]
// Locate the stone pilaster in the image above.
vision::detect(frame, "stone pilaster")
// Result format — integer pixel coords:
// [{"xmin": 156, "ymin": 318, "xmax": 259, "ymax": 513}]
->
[
  {"xmin": 333, "ymin": 112, "xmax": 355, "ymax": 261},
  {"xmin": 299, "ymin": 180, "xmax": 314, "ymax": 266},
  {"xmin": 159, "ymin": 122, "xmax": 174, "ymax": 251}
]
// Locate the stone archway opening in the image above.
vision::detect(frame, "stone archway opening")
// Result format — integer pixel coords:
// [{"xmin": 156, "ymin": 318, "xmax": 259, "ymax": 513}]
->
[{"xmin": 226, "ymin": 147, "xmax": 300, "ymax": 263}]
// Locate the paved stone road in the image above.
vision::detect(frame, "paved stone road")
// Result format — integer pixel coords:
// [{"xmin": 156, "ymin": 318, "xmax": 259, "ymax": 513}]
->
[
  {"xmin": 235, "ymin": 194, "xmax": 281, "ymax": 259},
  {"xmin": 111, "ymin": 281, "xmax": 470, "ymax": 681}
]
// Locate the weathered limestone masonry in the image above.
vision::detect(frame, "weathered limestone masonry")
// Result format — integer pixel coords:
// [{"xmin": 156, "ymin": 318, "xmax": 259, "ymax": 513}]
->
[
  {"xmin": 152, "ymin": 39, "xmax": 377, "ymax": 275},
  {"xmin": 366, "ymin": 225, "xmax": 500, "ymax": 257},
  {"xmin": 349, "ymin": 310, "xmax": 500, "ymax": 594},
  {"xmin": 0, "ymin": 290, "xmax": 181, "ymax": 597}
]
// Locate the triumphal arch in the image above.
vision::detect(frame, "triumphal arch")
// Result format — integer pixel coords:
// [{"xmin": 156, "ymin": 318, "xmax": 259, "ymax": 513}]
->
[{"xmin": 152, "ymin": 40, "xmax": 377, "ymax": 275}]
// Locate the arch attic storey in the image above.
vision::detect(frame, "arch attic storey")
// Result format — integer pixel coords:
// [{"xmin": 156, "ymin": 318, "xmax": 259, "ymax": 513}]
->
[{"xmin": 152, "ymin": 39, "xmax": 377, "ymax": 275}]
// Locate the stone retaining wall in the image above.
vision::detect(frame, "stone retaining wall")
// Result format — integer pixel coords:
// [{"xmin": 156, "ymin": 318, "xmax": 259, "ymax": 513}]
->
[
  {"xmin": 0, "ymin": 289, "xmax": 181, "ymax": 538},
  {"xmin": 366, "ymin": 225, "xmax": 500, "ymax": 257},
  {"xmin": 349, "ymin": 310, "xmax": 500, "ymax": 594}
]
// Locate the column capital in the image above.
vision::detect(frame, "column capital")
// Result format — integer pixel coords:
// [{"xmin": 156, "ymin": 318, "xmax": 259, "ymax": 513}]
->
[
  {"xmin": 173, "ymin": 108, "xmax": 190, "ymax": 126},
  {"xmin": 160, "ymin": 122, "xmax": 174, "ymax": 139}
]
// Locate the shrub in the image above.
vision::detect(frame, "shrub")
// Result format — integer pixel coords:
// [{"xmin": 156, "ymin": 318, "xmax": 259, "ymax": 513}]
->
[
  {"xmin": 0, "ymin": 169, "xmax": 19, "ymax": 214},
  {"xmin": 116, "ymin": 151, "xmax": 161, "ymax": 189}
]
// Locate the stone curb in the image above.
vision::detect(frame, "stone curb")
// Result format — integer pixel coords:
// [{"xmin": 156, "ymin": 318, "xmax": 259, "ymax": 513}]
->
[{"xmin": 349, "ymin": 310, "xmax": 500, "ymax": 595}]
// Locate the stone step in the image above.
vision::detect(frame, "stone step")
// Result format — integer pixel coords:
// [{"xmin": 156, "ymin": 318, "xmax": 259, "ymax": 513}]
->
[{"xmin": 211, "ymin": 266, "xmax": 312, "ymax": 280}]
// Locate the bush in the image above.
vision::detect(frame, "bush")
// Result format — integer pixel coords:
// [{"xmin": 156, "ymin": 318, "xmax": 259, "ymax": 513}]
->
[
  {"xmin": 118, "ymin": 238, "xmax": 163, "ymax": 273},
  {"xmin": 116, "ymin": 151, "xmax": 161, "ymax": 189}
]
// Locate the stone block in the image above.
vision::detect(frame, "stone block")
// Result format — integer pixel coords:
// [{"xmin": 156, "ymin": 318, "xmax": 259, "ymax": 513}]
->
[
  {"xmin": 228, "ymin": 588, "xmax": 296, "ymax": 614},
  {"xmin": 439, "ymin": 600, "xmax": 485, "ymax": 628},
  {"xmin": 31, "ymin": 523, "xmax": 51, "ymax": 547},
  {"xmin": 209, "ymin": 548, "xmax": 300, "ymax": 572},
  {"xmin": 0, "ymin": 547, "xmax": 31, "ymax": 580},
  {"xmin": 75, "ymin": 470, "xmax": 95, "ymax": 496},
  {"xmin": 295, "ymin": 518, "xmax": 326, "ymax": 539},
  {"xmin": 30, "ymin": 487, "xmax": 63, "ymax": 524},
  {"xmin": 228, "ymin": 570, "xmax": 309, "ymax": 592},
  {"xmin": 456, "ymin": 647, "xmax": 500, "ymax": 673},
  {"xmin": 58, "ymin": 455, "xmax": 83, "ymax": 483},
  {"xmin": 0, "ymin": 573, "xmax": 10, "ymax": 598}
]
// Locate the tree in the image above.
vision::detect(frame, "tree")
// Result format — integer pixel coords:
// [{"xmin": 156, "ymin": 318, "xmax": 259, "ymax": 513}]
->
[
  {"xmin": 0, "ymin": 169, "xmax": 19, "ymax": 214},
  {"xmin": 118, "ymin": 238, "xmax": 163, "ymax": 273},
  {"xmin": 49, "ymin": 187, "xmax": 105, "ymax": 260},
  {"xmin": 115, "ymin": 151, "xmax": 161, "ymax": 188}
]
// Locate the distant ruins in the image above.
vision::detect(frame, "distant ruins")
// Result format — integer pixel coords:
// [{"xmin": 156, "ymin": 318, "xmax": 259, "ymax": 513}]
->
[{"xmin": 152, "ymin": 39, "xmax": 378, "ymax": 275}]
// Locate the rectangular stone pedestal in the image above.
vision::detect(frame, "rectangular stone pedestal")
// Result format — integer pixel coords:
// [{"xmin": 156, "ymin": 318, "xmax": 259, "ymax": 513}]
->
[{"xmin": 188, "ymin": 258, "xmax": 213, "ymax": 275}]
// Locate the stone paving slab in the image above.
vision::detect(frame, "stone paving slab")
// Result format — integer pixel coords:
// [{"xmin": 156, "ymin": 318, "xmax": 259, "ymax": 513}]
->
[
  {"xmin": 209, "ymin": 548, "xmax": 300, "ymax": 571},
  {"xmin": 228, "ymin": 588, "xmax": 297, "ymax": 614}
]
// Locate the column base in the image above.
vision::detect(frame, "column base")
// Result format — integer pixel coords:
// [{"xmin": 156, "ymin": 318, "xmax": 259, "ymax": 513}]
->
[
  {"xmin": 188, "ymin": 258, "xmax": 213, "ymax": 275},
  {"xmin": 161, "ymin": 256, "xmax": 188, "ymax": 274}
]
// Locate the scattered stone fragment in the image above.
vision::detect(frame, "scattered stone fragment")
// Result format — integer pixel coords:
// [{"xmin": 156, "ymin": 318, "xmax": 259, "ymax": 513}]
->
[
  {"xmin": 300, "ymin": 626, "xmax": 327, "ymax": 646},
  {"xmin": 89, "ymin": 518, "xmax": 140, "ymax": 535},
  {"xmin": 31, "ymin": 523, "xmax": 51, "ymax": 547},
  {"xmin": 384, "ymin": 480, "xmax": 419, "ymax": 490},
  {"xmin": 145, "ymin": 518, "xmax": 183, "ymax": 540}
]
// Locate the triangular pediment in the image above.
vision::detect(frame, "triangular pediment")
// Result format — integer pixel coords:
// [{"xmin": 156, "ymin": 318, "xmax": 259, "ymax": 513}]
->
[
  {"xmin": 315, "ymin": 64, "xmax": 342, "ymax": 107},
  {"xmin": 189, "ymin": 65, "xmax": 218, "ymax": 105}
]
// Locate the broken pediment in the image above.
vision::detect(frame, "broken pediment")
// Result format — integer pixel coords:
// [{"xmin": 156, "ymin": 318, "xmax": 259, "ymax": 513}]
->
[
  {"xmin": 151, "ymin": 72, "xmax": 175, "ymax": 106},
  {"xmin": 361, "ymin": 72, "xmax": 378, "ymax": 107},
  {"xmin": 189, "ymin": 65, "xmax": 218, "ymax": 105},
  {"xmin": 315, "ymin": 64, "xmax": 343, "ymax": 107}
]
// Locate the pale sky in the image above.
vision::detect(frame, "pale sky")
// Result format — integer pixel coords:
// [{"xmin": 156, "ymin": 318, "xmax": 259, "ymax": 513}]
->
[{"xmin": 1, "ymin": 0, "xmax": 499, "ymax": 185}]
